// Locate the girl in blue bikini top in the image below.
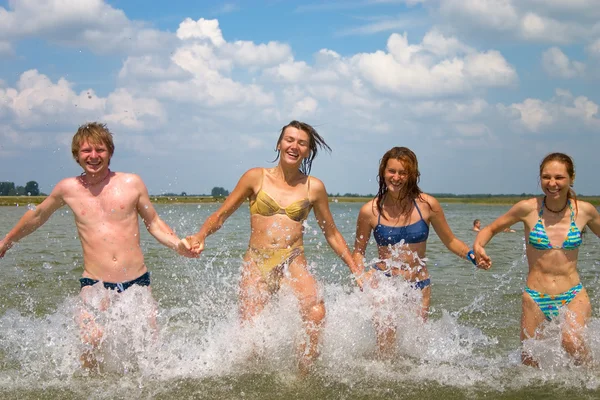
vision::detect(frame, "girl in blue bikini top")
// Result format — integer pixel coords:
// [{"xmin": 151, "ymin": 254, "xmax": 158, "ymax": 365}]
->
[
  {"xmin": 353, "ymin": 147, "xmax": 476, "ymax": 320},
  {"xmin": 373, "ymin": 199, "xmax": 429, "ymax": 246}
]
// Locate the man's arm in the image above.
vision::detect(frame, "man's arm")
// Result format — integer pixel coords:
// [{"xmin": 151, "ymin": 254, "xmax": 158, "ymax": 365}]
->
[
  {"xmin": 0, "ymin": 183, "xmax": 66, "ymax": 257},
  {"xmin": 134, "ymin": 175, "xmax": 195, "ymax": 257}
]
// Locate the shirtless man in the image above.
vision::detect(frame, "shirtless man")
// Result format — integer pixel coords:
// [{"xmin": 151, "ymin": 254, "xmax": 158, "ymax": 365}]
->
[{"xmin": 0, "ymin": 122, "xmax": 195, "ymax": 369}]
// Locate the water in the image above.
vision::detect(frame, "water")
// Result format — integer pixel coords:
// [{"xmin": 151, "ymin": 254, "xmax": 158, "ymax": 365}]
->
[{"xmin": 0, "ymin": 202, "xmax": 599, "ymax": 399}]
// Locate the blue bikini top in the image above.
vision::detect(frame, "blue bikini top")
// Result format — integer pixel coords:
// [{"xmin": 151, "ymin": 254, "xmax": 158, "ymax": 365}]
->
[{"xmin": 373, "ymin": 200, "xmax": 429, "ymax": 246}]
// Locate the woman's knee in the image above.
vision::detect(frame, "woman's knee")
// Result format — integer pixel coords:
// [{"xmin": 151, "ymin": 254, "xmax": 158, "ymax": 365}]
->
[
  {"xmin": 561, "ymin": 330, "xmax": 586, "ymax": 353},
  {"xmin": 302, "ymin": 300, "xmax": 325, "ymax": 325}
]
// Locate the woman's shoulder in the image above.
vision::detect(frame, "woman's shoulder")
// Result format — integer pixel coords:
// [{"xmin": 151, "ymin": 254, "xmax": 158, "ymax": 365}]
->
[
  {"xmin": 359, "ymin": 198, "xmax": 377, "ymax": 212},
  {"xmin": 241, "ymin": 167, "xmax": 264, "ymax": 180},
  {"xmin": 416, "ymin": 193, "xmax": 440, "ymax": 210},
  {"xmin": 307, "ymin": 175, "xmax": 325, "ymax": 191},
  {"xmin": 515, "ymin": 197, "xmax": 539, "ymax": 211},
  {"xmin": 575, "ymin": 198, "xmax": 598, "ymax": 214}
]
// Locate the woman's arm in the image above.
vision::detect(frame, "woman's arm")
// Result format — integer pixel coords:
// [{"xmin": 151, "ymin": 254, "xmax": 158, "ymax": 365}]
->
[
  {"xmin": 181, "ymin": 168, "xmax": 260, "ymax": 255},
  {"xmin": 473, "ymin": 199, "xmax": 532, "ymax": 269},
  {"xmin": 580, "ymin": 201, "xmax": 600, "ymax": 237},
  {"xmin": 427, "ymin": 195, "xmax": 472, "ymax": 261},
  {"xmin": 352, "ymin": 201, "xmax": 375, "ymax": 275},
  {"xmin": 311, "ymin": 178, "xmax": 362, "ymax": 288}
]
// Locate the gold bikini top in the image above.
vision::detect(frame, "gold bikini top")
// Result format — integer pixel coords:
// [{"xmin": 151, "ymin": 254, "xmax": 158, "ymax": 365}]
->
[{"xmin": 249, "ymin": 170, "xmax": 312, "ymax": 222}]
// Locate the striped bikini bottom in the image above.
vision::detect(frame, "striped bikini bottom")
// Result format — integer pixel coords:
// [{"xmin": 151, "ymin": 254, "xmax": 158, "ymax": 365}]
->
[{"xmin": 524, "ymin": 283, "xmax": 583, "ymax": 321}]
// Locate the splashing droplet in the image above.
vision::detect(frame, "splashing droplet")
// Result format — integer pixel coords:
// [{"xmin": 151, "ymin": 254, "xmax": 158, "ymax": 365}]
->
[{"xmin": 27, "ymin": 204, "xmax": 36, "ymax": 211}]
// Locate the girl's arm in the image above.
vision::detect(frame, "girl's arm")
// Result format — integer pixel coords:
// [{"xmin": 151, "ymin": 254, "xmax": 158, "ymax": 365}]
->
[
  {"xmin": 180, "ymin": 168, "xmax": 260, "ymax": 255},
  {"xmin": 311, "ymin": 178, "xmax": 362, "ymax": 289}
]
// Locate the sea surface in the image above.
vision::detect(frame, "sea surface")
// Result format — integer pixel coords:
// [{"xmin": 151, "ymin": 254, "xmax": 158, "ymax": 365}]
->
[{"xmin": 0, "ymin": 202, "xmax": 599, "ymax": 399}]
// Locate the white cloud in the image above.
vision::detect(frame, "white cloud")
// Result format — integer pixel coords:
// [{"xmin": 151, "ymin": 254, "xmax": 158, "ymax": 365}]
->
[
  {"xmin": 542, "ymin": 47, "xmax": 585, "ymax": 78},
  {"xmin": 350, "ymin": 31, "xmax": 516, "ymax": 97},
  {"xmin": 118, "ymin": 56, "xmax": 192, "ymax": 82},
  {"xmin": 435, "ymin": 0, "xmax": 597, "ymax": 44},
  {"xmin": 265, "ymin": 60, "xmax": 313, "ymax": 83},
  {"xmin": 504, "ymin": 89, "xmax": 599, "ymax": 133},
  {"xmin": 291, "ymin": 96, "xmax": 319, "ymax": 117},
  {"xmin": 508, "ymin": 98, "xmax": 554, "ymax": 132},
  {"xmin": 0, "ymin": 0, "xmax": 174, "ymax": 54},
  {"xmin": 337, "ymin": 14, "xmax": 426, "ymax": 36},
  {"xmin": 0, "ymin": 70, "xmax": 164, "ymax": 132},
  {"xmin": 519, "ymin": 13, "xmax": 583, "ymax": 44},
  {"xmin": 176, "ymin": 18, "xmax": 225, "ymax": 47},
  {"xmin": 587, "ymin": 38, "xmax": 600, "ymax": 57},
  {"xmin": 439, "ymin": 0, "xmax": 520, "ymax": 31},
  {"xmin": 221, "ymin": 41, "xmax": 292, "ymax": 67},
  {"xmin": 103, "ymin": 89, "xmax": 166, "ymax": 130}
]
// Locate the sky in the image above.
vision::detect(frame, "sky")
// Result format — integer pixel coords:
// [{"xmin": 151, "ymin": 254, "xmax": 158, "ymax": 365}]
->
[{"xmin": 1, "ymin": 0, "xmax": 599, "ymax": 196}]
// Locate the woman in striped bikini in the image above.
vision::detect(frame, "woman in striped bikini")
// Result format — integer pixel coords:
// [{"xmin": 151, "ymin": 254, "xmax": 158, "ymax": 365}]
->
[{"xmin": 474, "ymin": 153, "xmax": 600, "ymax": 366}]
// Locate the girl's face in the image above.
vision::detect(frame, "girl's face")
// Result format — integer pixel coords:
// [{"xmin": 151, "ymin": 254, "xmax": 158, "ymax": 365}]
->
[
  {"xmin": 383, "ymin": 158, "xmax": 409, "ymax": 195},
  {"xmin": 540, "ymin": 160, "xmax": 572, "ymax": 199},
  {"xmin": 278, "ymin": 127, "xmax": 310, "ymax": 166}
]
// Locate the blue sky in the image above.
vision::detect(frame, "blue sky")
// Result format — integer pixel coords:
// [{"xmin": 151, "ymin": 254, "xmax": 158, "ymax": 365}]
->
[{"xmin": 1, "ymin": 0, "xmax": 599, "ymax": 196}]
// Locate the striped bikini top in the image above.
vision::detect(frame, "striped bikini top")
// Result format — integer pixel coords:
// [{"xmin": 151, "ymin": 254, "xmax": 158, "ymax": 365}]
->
[{"xmin": 528, "ymin": 199, "xmax": 582, "ymax": 250}]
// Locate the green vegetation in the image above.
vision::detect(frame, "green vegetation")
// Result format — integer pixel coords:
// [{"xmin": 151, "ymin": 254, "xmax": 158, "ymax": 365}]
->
[
  {"xmin": 0, "ymin": 181, "xmax": 41, "ymax": 196},
  {"xmin": 0, "ymin": 196, "xmax": 47, "ymax": 206}
]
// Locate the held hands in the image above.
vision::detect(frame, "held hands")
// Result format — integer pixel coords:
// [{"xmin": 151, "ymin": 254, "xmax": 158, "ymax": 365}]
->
[
  {"xmin": 354, "ymin": 274, "xmax": 364, "ymax": 292},
  {"xmin": 473, "ymin": 245, "xmax": 491, "ymax": 270},
  {"xmin": 176, "ymin": 238, "xmax": 199, "ymax": 258},
  {"xmin": 178, "ymin": 234, "xmax": 205, "ymax": 256}
]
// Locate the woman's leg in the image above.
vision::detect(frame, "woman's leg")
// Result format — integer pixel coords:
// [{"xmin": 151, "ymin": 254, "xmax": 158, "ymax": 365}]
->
[
  {"xmin": 562, "ymin": 288, "xmax": 592, "ymax": 365},
  {"xmin": 419, "ymin": 285, "xmax": 431, "ymax": 322},
  {"xmin": 367, "ymin": 273, "xmax": 396, "ymax": 357},
  {"xmin": 239, "ymin": 258, "xmax": 271, "ymax": 323},
  {"xmin": 520, "ymin": 291, "xmax": 546, "ymax": 367},
  {"xmin": 285, "ymin": 256, "xmax": 325, "ymax": 375}
]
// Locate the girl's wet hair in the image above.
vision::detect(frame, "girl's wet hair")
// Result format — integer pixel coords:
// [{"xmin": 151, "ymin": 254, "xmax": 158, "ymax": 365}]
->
[
  {"xmin": 71, "ymin": 122, "xmax": 115, "ymax": 164},
  {"xmin": 376, "ymin": 147, "xmax": 425, "ymax": 219},
  {"xmin": 273, "ymin": 120, "xmax": 331, "ymax": 175},
  {"xmin": 539, "ymin": 152, "xmax": 578, "ymax": 211}
]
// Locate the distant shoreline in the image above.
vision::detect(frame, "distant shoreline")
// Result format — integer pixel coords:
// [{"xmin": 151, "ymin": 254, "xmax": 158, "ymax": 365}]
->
[{"xmin": 2, "ymin": 195, "xmax": 599, "ymax": 207}]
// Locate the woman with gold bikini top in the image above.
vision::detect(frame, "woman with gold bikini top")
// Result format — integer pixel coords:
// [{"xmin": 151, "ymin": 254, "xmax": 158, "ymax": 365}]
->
[
  {"xmin": 474, "ymin": 152, "xmax": 600, "ymax": 368},
  {"xmin": 181, "ymin": 120, "xmax": 361, "ymax": 375},
  {"xmin": 249, "ymin": 169, "xmax": 312, "ymax": 222}
]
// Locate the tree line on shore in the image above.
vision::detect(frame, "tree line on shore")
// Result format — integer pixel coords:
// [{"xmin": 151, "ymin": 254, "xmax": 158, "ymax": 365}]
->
[
  {"xmin": 4, "ymin": 182, "xmax": 594, "ymax": 200},
  {"xmin": 0, "ymin": 181, "xmax": 42, "ymax": 196}
]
